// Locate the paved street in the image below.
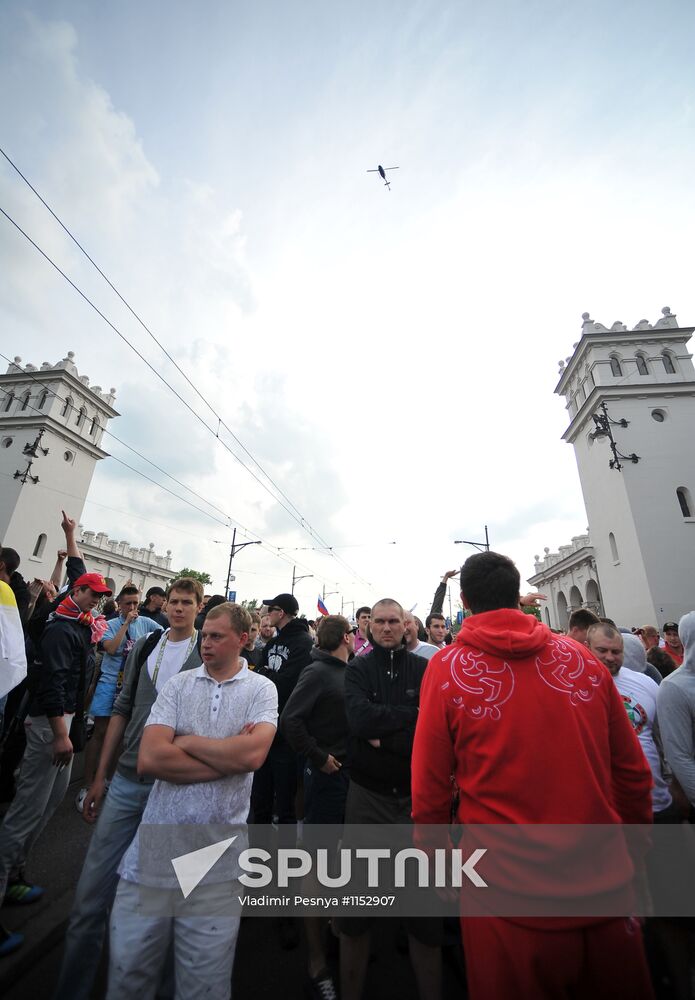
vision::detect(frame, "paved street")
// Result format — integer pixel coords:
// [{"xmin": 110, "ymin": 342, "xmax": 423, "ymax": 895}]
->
[{"xmin": 0, "ymin": 763, "xmax": 466, "ymax": 999}]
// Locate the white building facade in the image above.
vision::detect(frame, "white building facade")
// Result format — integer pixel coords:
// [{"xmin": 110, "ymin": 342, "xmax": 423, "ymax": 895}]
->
[
  {"xmin": 77, "ymin": 528, "xmax": 174, "ymax": 596},
  {"xmin": 529, "ymin": 307, "xmax": 695, "ymax": 629},
  {"xmin": 0, "ymin": 353, "xmax": 175, "ymax": 596}
]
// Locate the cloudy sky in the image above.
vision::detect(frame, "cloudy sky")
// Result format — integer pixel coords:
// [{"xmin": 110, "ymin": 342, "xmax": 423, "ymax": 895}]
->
[{"xmin": 1, "ymin": 0, "xmax": 694, "ymax": 617}]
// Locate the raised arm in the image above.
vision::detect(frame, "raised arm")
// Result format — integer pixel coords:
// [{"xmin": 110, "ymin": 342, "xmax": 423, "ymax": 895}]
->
[
  {"xmin": 61, "ymin": 510, "xmax": 82, "ymax": 560},
  {"xmin": 430, "ymin": 569, "xmax": 458, "ymax": 617},
  {"xmin": 50, "ymin": 551, "xmax": 67, "ymax": 590}
]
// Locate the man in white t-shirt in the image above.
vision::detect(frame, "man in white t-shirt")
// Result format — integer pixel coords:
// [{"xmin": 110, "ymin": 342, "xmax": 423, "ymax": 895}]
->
[
  {"xmin": 106, "ymin": 601, "xmax": 278, "ymax": 999},
  {"xmin": 588, "ymin": 623, "xmax": 673, "ymax": 817},
  {"xmin": 404, "ymin": 613, "xmax": 439, "ymax": 661},
  {"xmin": 55, "ymin": 577, "xmax": 205, "ymax": 1000}
]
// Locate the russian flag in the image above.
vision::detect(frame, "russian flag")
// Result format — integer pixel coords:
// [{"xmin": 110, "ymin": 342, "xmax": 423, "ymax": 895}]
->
[{"xmin": 317, "ymin": 596, "xmax": 329, "ymax": 616}]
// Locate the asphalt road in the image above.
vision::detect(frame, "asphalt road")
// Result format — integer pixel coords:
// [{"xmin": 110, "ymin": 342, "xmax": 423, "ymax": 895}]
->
[{"xmin": 0, "ymin": 763, "xmax": 467, "ymax": 999}]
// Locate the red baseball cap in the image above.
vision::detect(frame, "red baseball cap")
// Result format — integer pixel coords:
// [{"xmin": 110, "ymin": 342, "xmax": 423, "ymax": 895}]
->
[{"xmin": 73, "ymin": 572, "xmax": 113, "ymax": 596}]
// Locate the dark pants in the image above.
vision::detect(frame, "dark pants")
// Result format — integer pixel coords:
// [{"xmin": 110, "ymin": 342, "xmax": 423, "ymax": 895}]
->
[
  {"xmin": 251, "ymin": 740, "xmax": 298, "ymax": 824},
  {"xmin": 304, "ymin": 762, "xmax": 349, "ymax": 825}
]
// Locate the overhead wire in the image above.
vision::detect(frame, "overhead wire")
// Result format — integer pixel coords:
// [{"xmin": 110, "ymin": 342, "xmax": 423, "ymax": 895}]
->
[
  {"xmin": 0, "ymin": 374, "xmax": 348, "ymax": 590},
  {"xmin": 0, "ymin": 150, "xmax": 371, "ymax": 586}
]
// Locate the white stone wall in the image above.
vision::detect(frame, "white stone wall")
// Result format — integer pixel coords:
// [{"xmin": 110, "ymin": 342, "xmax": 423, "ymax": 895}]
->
[{"xmin": 542, "ymin": 308, "xmax": 695, "ymax": 629}]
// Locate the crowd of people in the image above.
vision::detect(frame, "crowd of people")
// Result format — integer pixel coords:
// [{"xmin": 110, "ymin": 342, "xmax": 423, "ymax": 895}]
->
[{"xmin": 0, "ymin": 511, "xmax": 694, "ymax": 999}]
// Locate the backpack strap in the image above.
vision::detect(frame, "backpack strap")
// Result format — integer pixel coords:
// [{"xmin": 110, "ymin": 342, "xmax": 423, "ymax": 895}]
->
[{"xmin": 128, "ymin": 628, "xmax": 164, "ymax": 711}]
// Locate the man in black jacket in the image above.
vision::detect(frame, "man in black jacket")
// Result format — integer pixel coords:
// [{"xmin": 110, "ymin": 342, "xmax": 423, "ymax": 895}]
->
[
  {"xmin": 252, "ymin": 593, "xmax": 313, "ymax": 825},
  {"xmin": 281, "ymin": 614, "xmax": 353, "ymax": 999},
  {"xmin": 340, "ymin": 598, "xmax": 442, "ymax": 1000},
  {"xmin": 0, "ymin": 571, "xmax": 111, "ymax": 940}
]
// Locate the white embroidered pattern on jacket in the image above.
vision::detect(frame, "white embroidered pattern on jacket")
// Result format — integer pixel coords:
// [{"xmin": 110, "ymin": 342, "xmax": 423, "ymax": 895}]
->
[
  {"xmin": 536, "ymin": 637, "xmax": 603, "ymax": 705},
  {"xmin": 441, "ymin": 646, "xmax": 515, "ymax": 721}
]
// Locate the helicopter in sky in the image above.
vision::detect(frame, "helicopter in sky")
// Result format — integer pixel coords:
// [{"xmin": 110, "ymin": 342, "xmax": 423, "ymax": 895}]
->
[{"xmin": 367, "ymin": 164, "xmax": 399, "ymax": 190}]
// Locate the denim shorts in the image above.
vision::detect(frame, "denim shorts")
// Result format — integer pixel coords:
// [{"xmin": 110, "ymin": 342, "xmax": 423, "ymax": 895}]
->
[{"xmin": 89, "ymin": 678, "xmax": 118, "ymax": 717}]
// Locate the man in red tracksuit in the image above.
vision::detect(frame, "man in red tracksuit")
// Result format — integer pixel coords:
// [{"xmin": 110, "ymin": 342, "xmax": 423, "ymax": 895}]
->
[{"xmin": 412, "ymin": 551, "xmax": 654, "ymax": 1000}]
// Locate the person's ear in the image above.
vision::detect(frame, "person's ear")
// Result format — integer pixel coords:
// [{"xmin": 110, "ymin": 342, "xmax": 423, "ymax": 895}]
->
[{"xmin": 460, "ymin": 591, "xmax": 471, "ymax": 611}]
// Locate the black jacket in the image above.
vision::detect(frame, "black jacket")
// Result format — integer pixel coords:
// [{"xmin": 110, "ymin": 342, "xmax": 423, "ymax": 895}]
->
[
  {"xmin": 29, "ymin": 616, "xmax": 95, "ymax": 718},
  {"xmin": 138, "ymin": 604, "xmax": 169, "ymax": 628},
  {"xmin": 280, "ymin": 647, "xmax": 349, "ymax": 767},
  {"xmin": 257, "ymin": 617, "xmax": 313, "ymax": 741},
  {"xmin": 344, "ymin": 640, "xmax": 428, "ymax": 797}
]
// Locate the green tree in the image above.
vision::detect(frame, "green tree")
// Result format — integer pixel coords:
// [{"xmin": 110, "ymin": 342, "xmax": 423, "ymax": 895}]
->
[
  {"xmin": 241, "ymin": 599, "xmax": 259, "ymax": 611},
  {"xmin": 175, "ymin": 567, "xmax": 212, "ymax": 586}
]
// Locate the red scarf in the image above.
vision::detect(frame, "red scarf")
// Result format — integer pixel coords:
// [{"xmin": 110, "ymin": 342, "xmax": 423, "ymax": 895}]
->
[{"xmin": 55, "ymin": 594, "xmax": 108, "ymax": 644}]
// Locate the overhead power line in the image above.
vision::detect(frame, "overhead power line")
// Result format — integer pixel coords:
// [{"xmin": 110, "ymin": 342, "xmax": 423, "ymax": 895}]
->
[
  {"xmin": 0, "ymin": 148, "xmax": 370, "ymax": 587},
  {"xmin": 0, "ymin": 372, "xmax": 343, "ymax": 589}
]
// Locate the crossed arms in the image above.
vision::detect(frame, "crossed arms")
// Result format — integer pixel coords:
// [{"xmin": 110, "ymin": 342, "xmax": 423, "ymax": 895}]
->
[{"xmin": 137, "ymin": 722, "xmax": 276, "ymax": 784}]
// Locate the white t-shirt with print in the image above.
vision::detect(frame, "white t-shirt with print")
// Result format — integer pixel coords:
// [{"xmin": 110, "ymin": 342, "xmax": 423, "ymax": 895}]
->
[{"xmin": 614, "ymin": 666, "xmax": 672, "ymax": 813}]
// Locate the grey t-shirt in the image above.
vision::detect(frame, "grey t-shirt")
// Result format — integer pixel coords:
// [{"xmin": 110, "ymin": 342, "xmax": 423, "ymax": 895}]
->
[{"xmin": 413, "ymin": 641, "xmax": 440, "ymax": 662}]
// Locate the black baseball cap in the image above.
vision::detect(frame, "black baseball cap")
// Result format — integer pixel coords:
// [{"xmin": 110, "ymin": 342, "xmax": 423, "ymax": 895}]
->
[
  {"xmin": 263, "ymin": 593, "xmax": 299, "ymax": 616},
  {"xmin": 663, "ymin": 621, "xmax": 679, "ymax": 632}
]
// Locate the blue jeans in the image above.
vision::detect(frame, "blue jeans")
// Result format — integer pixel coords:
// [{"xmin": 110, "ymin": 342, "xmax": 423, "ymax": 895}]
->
[{"xmin": 53, "ymin": 772, "xmax": 152, "ymax": 1000}]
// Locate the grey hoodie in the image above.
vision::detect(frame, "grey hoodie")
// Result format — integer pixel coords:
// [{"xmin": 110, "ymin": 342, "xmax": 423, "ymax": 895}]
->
[
  {"xmin": 656, "ymin": 611, "xmax": 695, "ymax": 804},
  {"xmin": 621, "ymin": 632, "xmax": 662, "ymax": 685}
]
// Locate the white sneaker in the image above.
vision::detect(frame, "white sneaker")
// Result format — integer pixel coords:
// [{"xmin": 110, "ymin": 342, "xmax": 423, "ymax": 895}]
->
[{"xmin": 75, "ymin": 787, "xmax": 88, "ymax": 813}]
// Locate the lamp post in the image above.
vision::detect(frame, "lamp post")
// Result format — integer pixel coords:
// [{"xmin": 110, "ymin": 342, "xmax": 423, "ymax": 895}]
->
[
  {"xmin": 341, "ymin": 599, "xmax": 355, "ymax": 617},
  {"xmin": 225, "ymin": 528, "xmax": 262, "ymax": 597},
  {"xmin": 292, "ymin": 565, "xmax": 313, "ymax": 595},
  {"xmin": 454, "ymin": 525, "xmax": 490, "ymax": 553},
  {"xmin": 322, "ymin": 585, "xmax": 339, "ymax": 612}
]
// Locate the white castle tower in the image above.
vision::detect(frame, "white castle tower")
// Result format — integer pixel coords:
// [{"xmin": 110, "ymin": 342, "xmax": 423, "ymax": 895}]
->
[
  {"xmin": 0, "ymin": 352, "xmax": 118, "ymax": 574},
  {"xmin": 546, "ymin": 306, "xmax": 695, "ymax": 627}
]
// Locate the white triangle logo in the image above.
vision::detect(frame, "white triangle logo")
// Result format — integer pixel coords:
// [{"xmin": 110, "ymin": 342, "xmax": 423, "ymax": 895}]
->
[{"xmin": 171, "ymin": 836, "xmax": 237, "ymax": 899}]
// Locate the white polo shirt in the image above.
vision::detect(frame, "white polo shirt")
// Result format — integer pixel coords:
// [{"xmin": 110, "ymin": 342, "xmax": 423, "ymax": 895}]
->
[{"xmin": 119, "ymin": 661, "xmax": 277, "ymax": 887}]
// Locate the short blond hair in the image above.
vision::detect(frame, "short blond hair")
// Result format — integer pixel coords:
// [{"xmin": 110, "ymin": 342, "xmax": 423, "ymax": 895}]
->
[{"xmin": 205, "ymin": 602, "xmax": 252, "ymax": 636}]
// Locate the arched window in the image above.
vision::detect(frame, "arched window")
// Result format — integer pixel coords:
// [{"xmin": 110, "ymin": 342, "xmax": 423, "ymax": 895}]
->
[
  {"xmin": 32, "ymin": 533, "xmax": 47, "ymax": 558},
  {"xmin": 61, "ymin": 395, "xmax": 74, "ymax": 418},
  {"xmin": 677, "ymin": 487, "xmax": 693, "ymax": 519},
  {"xmin": 609, "ymin": 355, "xmax": 622, "ymax": 377},
  {"xmin": 609, "ymin": 531, "xmax": 619, "ymax": 562},
  {"xmin": 38, "ymin": 390, "xmax": 48, "ymax": 410},
  {"xmin": 76, "ymin": 405, "xmax": 87, "ymax": 428},
  {"xmin": 20, "ymin": 390, "xmax": 31, "ymax": 411},
  {"xmin": 4, "ymin": 391, "xmax": 15, "ymax": 412},
  {"xmin": 635, "ymin": 353, "xmax": 649, "ymax": 375},
  {"xmin": 90, "ymin": 416, "xmax": 99, "ymax": 437},
  {"xmin": 569, "ymin": 585, "xmax": 583, "ymax": 610},
  {"xmin": 662, "ymin": 352, "xmax": 677, "ymax": 374},
  {"xmin": 557, "ymin": 591, "xmax": 569, "ymax": 631}
]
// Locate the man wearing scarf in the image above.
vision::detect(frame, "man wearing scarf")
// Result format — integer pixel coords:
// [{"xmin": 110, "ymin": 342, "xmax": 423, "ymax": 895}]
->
[{"xmin": 0, "ymin": 572, "xmax": 111, "ymax": 958}]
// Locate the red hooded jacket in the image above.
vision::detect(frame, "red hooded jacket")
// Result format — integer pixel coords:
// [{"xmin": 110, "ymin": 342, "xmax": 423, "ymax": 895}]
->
[{"xmin": 411, "ymin": 610, "xmax": 653, "ymax": 919}]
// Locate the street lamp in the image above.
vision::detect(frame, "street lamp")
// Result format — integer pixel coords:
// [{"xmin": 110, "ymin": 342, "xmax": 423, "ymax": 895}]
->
[
  {"xmin": 225, "ymin": 528, "xmax": 262, "ymax": 596},
  {"xmin": 589, "ymin": 402, "xmax": 639, "ymax": 471},
  {"xmin": 454, "ymin": 525, "xmax": 490, "ymax": 552},
  {"xmin": 292, "ymin": 566, "xmax": 313, "ymax": 595}
]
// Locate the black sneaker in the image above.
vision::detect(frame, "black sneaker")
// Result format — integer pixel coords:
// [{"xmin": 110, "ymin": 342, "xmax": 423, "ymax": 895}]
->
[
  {"xmin": 307, "ymin": 970, "xmax": 338, "ymax": 1000},
  {"xmin": 0, "ymin": 924, "xmax": 23, "ymax": 958}
]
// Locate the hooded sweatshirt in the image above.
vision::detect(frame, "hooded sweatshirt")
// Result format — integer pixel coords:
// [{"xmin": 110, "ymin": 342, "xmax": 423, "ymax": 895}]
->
[
  {"xmin": 615, "ymin": 634, "xmax": 671, "ymax": 813},
  {"xmin": 656, "ymin": 610, "xmax": 695, "ymax": 805},
  {"xmin": 412, "ymin": 608, "xmax": 652, "ymax": 923}
]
